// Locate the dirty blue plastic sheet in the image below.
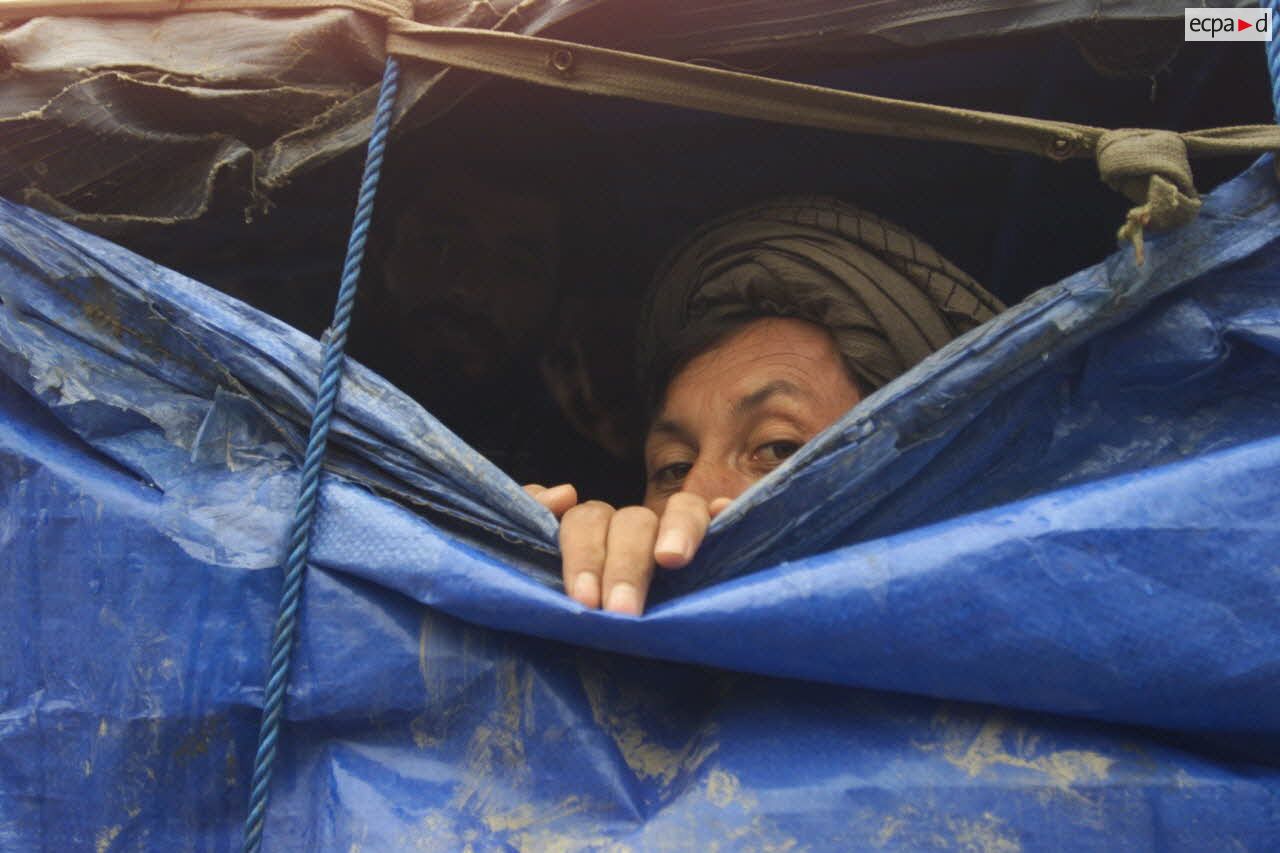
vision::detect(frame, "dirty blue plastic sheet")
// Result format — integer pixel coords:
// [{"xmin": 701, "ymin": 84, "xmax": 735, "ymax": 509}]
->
[{"xmin": 2, "ymin": 160, "xmax": 1280, "ymax": 850}]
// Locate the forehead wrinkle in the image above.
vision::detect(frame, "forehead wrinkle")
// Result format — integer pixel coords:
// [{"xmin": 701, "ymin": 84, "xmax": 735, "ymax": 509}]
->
[
  {"xmin": 652, "ymin": 317, "xmax": 854, "ymax": 440},
  {"xmin": 730, "ymin": 378, "xmax": 811, "ymax": 419},
  {"xmin": 677, "ymin": 346, "xmax": 828, "ymax": 398}
]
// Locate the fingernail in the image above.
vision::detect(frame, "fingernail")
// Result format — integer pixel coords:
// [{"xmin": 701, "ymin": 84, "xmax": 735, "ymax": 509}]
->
[
  {"xmin": 655, "ymin": 529, "xmax": 690, "ymax": 562},
  {"xmin": 547, "ymin": 483, "xmax": 573, "ymax": 498},
  {"xmin": 605, "ymin": 582, "xmax": 641, "ymax": 615},
  {"xmin": 572, "ymin": 572, "xmax": 599, "ymax": 607}
]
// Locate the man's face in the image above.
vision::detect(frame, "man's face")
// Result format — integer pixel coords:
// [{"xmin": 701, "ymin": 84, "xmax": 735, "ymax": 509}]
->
[{"xmin": 643, "ymin": 317, "xmax": 862, "ymax": 513}]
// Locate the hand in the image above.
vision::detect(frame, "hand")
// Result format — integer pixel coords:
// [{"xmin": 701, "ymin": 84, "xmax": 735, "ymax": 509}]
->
[{"xmin": 524, "ymin": 484, "xmax": 731, "ymax": 615}]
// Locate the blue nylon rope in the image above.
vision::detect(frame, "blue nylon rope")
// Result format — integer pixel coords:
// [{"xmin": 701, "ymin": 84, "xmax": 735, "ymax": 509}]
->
[
  {"xmin": 241, "ymin": 55, "xmax": 401, "ymax": 853},
  {"xmin": 1270, "ymin": 1, "xmax": 1280, "ymax": 118}
]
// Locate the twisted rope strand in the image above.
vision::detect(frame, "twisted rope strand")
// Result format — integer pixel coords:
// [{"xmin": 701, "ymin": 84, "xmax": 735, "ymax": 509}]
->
[
  {"xmin": 241, "ymin": 55, "xmax": 401, "ymax": 853},
  {"xmin": 1270, "ymin": 1, "xmax": 1280, "ymax": 119}
]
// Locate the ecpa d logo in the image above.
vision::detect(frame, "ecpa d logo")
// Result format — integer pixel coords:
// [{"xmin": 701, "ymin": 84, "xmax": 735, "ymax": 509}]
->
[{"xmin": 1185, "ymin": 7, "xmax": 1272, "ymax": 41}]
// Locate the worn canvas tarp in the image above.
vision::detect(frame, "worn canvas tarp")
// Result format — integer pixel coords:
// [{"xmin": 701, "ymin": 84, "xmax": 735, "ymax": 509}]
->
[
  {"xmin": 2, "ymin": 156, "xmax": 1280, "ymax": 849},
  {"xmin": 0, "ymin": 0, "xmax": 1189, "ymax": 228}
]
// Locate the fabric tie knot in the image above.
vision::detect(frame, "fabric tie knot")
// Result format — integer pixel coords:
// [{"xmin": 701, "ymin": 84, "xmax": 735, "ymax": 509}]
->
[{"xmin": 1096, "ymin": 128, "xmax": 1203, "ymax": 264}]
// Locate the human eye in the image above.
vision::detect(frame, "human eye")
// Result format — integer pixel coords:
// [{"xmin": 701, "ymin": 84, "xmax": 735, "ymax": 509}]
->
[
  {"xmin": 750, "ymin": 440, "xmax": 802, "ymax": 468},
  {"xmin": 649, "ymin": 461, "xmax": 692, "ymax": 489}
]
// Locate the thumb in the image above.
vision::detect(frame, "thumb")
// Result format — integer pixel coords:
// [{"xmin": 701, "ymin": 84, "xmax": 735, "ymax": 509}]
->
[{"xmin": 525, "ymin": 483, "xmax": 579, "ymax": 519}]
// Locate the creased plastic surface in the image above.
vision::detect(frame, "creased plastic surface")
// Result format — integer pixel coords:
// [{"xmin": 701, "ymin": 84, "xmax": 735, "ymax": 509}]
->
[
  {"xmin": 1, "ymin": 1, "xmax": 1186, "ymax": 226},
  {"xmin": 2, "ymin": 160, "xmax": 1280, "ymax": 850}
]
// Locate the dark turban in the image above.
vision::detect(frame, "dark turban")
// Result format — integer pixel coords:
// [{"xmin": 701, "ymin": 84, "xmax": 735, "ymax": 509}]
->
[{"xmin": 638, "ymin": 196, "xmax": 1005, "ymax": 402}]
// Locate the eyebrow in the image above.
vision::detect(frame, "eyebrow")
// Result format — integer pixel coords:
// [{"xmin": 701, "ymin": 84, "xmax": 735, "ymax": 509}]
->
[
  {"xmin": 647, "ymin": 418, "xmax": 694, "ymax": 445},
  {"xmin": 730, "ymin": 379, "xmax": 809, "ymax": 418},
  {"xmin": 647, "ymin": 380, "xmax": 811, "ymax": 448}
]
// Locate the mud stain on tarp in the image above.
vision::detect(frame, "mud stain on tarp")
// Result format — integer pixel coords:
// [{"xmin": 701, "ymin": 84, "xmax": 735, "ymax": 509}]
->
[
  {"xmin": 482, "ymin": 798, "xmax": 588, "ymax": 834},
  {"xmin": 412, "ymin": 614, "xmax": 504, "ymax": 751},
  {"xmin": 702, "ymin": 771, "xmax": 803, "ymax": 853},
  {"xmin": 484, "ymin": 798, "xmax": 631, "ymax": 853},
  {"xmin": 511, "ymin": 830, "xmax": 628, "ymax": 853},
  {"xmin": 411, "ymin": 611, "xmax": 586, "ymax": 851},
  {"xmin": 448, "ymin": 656, "xmax": 533, "ymax": 814},
  {"xmin": 920, "ymin": 711, "xmax": 1113, "ymax": 796},
  {"xmin": 411, "ymin": 795, "xmax": 617, "ymax": 853},
  {"xmin": 704, "ymin": 769, "xmax": 741, "ymax": 809},
  {"xmin": 406, "ymin": 619, "xmax": 799, "ymax": 852},
  {"xmin": 874, "ymin": 804, "xmax": 1021, "ymax": 852},
  {"xmin": 576, "ymin": 658, "xmax": 719, "ymax": 790},
  {"xmin": 95, "ymin": 825, "xmax": 122, "ymax": 853},
  {"xmin": 47, "ymin": 274, "xmax": 174, "ymax": 367},
  {"xmin": 225, "ymin": 738, "xmax": 239, "ymax": 790},
  {"xmin": 631, "ymin": 769, "xmax": 800, "ymax": 853},
  {"xmin": 173, "ymin": 715, "xmax": 228, "ymax": 766},
  {"xmin": 949, "ymin": 812, "xmax": 1022, "ymax": 853},
  {"xmin": 914, "ymin": 708, "xmax": 1113, "ymax": 834}
]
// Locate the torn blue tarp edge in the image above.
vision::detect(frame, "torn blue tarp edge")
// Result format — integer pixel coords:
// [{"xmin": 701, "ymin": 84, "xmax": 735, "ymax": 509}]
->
[
  {"xmin": 0, "ymin": 158, "xmax": 1277, "ymax": 736},
  {"xmin": 682, "ymin": 154, "xmax": 1280, "ymax": 588},
  {"xmin": 1, "ymin": 157, "xmax": 1277, "ymax": 582},
  {"xmin": 0, "ymin": 195, "xmax": 561, "ymax": 552},
  {"xmin": 303, "ymin": 426, "xmax": 1280, "ymax": 735}
]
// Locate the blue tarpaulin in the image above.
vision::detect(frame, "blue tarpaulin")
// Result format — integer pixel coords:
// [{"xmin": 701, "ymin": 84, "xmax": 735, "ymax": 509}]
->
[{"xmin": 2, "ymin": 154, "xmax": 1280, "ymax": 850}]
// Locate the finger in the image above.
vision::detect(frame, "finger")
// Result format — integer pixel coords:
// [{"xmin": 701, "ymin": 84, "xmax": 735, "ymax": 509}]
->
[
  {"xmin": 527, "ymin": 483, "xmax": 578, "ymax": 519},
  {"xmin": 653, "ymin": 491, "xmax": 711, "ymax": 570},
  {"xmin": 708, "ymin": 497, "xmax": 732, "ymax": 518},
  {"xmin": 601, "ymin": 506, "xmax": 660, "ymax": 615},
  {"xmin": 559, "ymin": 500, "xmax": 614, "ymax": 608}
]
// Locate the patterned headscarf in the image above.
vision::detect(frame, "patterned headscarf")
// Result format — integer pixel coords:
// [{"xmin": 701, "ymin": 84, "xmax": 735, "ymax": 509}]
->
[{"xmin": 639, "ymin": 196, "xmax": 1005, "ymax": 399}]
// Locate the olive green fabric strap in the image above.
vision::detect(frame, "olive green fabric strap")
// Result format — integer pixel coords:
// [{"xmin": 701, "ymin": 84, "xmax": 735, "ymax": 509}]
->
[
  {"xmin": 387, "ymin": 21, "xmax": 1102, "ymax": 159},
  {"xmin": 0, "ymin": 0, "xmax": 412, "ymax": 19},
  {"xmin": 1096, "ymin": 129, "xmax": 1204, "ymax": 263},
  {"xmin": 387, "ymin": 21, "xmax": 1280, "ymax": 260},
  {"xmin": 6, "ymin": 8, "xmax": 1274, "ymax": 255}
]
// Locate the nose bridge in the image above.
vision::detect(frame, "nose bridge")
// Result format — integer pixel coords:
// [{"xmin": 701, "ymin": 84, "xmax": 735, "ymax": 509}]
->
[{"xmin": 683, "ymin": 455, "xmax": 750, "ymax": 503}]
